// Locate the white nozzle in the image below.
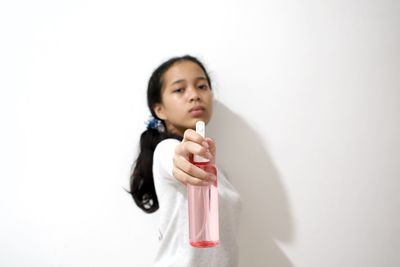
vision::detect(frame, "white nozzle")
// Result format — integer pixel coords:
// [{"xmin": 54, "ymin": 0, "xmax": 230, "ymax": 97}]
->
[
  {"xmin": 194, "ymin": 121, "xmax": 209, "ymax": 163},
  {"xmin": 196, "ymin": 121, "xmax": 205, "ymax": 138}
]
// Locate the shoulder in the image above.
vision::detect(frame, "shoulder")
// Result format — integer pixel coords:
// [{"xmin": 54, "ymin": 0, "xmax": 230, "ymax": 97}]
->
[
  {"xmin": 153, "ymin": 138, "xmax": 180, "ymax": 165},
  {"xmin": 153, "ymin": 138, "xmax": 181, "ymax": 180},
  {"xmin": 154, "ymin": 138, "xmax": 180, "ymax": 158}
]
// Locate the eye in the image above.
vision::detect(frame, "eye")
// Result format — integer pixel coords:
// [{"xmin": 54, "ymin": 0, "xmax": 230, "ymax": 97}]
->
[
  {"xmin": 173, "ymin": 88, "xmax": 184, "ymax": 93},
  {"xmin": 198, "ymin": 84, "xmax": 209, "ymax": 90}
]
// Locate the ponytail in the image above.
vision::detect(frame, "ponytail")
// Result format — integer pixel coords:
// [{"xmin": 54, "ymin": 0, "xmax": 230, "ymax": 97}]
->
[{"xmin": 129, "ymin": 127, "xmax": 181, "ymax": 213}]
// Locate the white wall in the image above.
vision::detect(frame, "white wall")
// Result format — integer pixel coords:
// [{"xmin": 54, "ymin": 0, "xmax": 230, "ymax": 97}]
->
[{"xmin": 1, "ymin": 0, "xmax": 399, "ymax": 266}]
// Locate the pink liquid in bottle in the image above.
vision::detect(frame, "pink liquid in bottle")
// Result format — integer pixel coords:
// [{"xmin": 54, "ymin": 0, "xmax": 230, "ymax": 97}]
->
[{"xmin": 187, "ymin": 121, "xmax": 219, "ymax": 248}]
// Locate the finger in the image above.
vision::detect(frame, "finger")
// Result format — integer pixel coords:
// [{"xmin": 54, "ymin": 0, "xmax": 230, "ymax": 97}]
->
[
  {"xmin": 173, "ymin": 155, "xmax": 212, "ymax": 181},
  {"xmin": 205, "ymin": 137, "xmax": 216, "ymax": 157},
  {"xmin": 182, "ymin": 128, "xmax": 205, "ymax": 144},
  {"xmin": 175, "ymin": 140, "xmax": 212, "ymax": 161},
  {"xmin": 172, "ymin": 166, "xmax": 212, "ymax": 186},
  {"xmin": 182, "ymin": 129, "xmax": 214, "ymax": 158}
]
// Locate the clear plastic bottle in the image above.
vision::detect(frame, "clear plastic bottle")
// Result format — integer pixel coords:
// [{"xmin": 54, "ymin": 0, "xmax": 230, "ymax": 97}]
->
[{"xmin": 187, "ymin": 121, "xmax": 219, "ymax": 248}]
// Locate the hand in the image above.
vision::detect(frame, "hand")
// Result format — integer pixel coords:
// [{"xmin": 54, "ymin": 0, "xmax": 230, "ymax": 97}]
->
[{"xmin": 172, "ymin": 128, "xmax": 217, "ymax": 186}]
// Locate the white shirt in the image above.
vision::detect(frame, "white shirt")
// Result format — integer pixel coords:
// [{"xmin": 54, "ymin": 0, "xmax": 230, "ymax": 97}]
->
[{"xmin": 152, "ymin": 138, "xmax": 242, "ymax": 267}]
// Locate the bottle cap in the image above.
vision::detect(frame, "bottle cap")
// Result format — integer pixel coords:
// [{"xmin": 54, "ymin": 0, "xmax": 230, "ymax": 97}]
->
[{"xmin": 194, "ymin": 121, "xmax": 209, "ymax": 163}]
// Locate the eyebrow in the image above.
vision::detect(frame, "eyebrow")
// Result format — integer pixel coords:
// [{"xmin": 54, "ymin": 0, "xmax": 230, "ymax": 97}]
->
[{"xmin": 170, "ymin": 77, "xmax": 207, "ymax": 86}]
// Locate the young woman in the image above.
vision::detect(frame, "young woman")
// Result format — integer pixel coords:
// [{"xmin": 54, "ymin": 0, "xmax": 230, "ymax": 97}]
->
[{"xmin": 129, "ymin": 55, "xmax": 242, "ymax": 267}]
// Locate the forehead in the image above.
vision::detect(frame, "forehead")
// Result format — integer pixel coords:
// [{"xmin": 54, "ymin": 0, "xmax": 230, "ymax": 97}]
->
[{"xmin": 163, "ymin": 61, "xmax": 206, "ymax": 85}]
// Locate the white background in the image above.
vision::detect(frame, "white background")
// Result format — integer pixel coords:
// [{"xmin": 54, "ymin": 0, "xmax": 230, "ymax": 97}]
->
[{"xmin": 1, "ymin": 0, "xmax": 399, "ymax": 266}]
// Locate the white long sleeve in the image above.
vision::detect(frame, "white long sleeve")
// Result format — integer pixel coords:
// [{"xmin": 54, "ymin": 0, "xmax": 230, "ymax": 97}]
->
[{"xmin": 152, "ymin": 138, "xmax": 242, "ymax": 267}]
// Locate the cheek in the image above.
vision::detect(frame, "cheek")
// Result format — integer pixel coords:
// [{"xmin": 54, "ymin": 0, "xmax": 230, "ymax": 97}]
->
[
  {"xmin": 204, "ymin": 92, "xmax": 213, "ymax": 104},
  {"xmin": 164, "ymin": 98, "xmax": 182, "ymax": 114},
  {"xmin": 163, "ymin": 94, "xmax": 177, "ymax": 105},
  {"xmin": 167, "ymin": 96, "xmax": 182, "ymax": 107}
]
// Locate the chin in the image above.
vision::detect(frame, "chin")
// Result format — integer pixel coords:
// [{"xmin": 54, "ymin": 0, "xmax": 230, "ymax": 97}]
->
[{"xmin": 192, "ymin": 116, "xmax": 210, "ymax": 124}]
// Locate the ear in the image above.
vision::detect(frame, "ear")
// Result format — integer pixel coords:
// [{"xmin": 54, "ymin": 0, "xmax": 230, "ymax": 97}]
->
[{"xmin": 153, "ymin": 103, "xmax": 167, "ymax": 120}]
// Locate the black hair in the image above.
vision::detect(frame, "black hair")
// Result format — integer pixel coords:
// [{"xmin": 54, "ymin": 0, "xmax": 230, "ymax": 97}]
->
[{"xmin": 129, "ymin": 55, "xmax": 212, "ymax": 213}]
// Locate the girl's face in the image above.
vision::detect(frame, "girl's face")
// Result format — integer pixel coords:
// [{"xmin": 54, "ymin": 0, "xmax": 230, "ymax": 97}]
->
[{"xmin": 154, "ymin": 60, "xmax": 213, "ymax": 137}]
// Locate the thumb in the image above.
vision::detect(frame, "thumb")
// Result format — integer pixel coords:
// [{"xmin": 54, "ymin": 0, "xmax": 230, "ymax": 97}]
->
[{"xmin": 205, "ymin": 137, "xmax": 216, "ymax": 159}]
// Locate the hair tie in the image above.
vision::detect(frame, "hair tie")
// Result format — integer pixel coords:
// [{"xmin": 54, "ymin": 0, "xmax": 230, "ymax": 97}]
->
[{"xmin": 145, "ymin": 115, "xmax": 165, "ymax": 132}]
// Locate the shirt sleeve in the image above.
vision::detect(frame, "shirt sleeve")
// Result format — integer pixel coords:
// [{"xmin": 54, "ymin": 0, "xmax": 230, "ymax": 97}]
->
[{"xmin": 153, "ymin": 138, "xmax": 181, "ymax": 182}]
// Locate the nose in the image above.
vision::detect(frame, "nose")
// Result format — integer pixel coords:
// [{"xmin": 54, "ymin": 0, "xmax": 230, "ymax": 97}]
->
[{"xmin": 188, "ymin": 86, "xmax": 201, "ymax": 102}]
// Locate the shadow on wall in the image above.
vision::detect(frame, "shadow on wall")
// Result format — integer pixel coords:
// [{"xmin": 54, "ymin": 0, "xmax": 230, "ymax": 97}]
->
[{"xmin": 208, "ymin": 100, "xmax": 294, "ymax": 267}]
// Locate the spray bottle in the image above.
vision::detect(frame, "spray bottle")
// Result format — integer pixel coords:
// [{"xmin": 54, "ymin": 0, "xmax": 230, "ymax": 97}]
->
[{"xmin": 187, "ymin": 121, "xmax": 219, "ymax": 248}]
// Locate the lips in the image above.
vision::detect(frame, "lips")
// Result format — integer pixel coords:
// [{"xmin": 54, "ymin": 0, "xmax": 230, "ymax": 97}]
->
[{"xmin": 189, "ymin": 106, "xmax": 205, "ymax": 112}]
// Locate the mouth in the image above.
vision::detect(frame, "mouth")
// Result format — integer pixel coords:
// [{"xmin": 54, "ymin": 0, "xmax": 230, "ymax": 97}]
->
[
  {"xmin": 189, "ymin": 106, "xmax": 205, "ymax": 112},
  {"xmin": 189, "ymin": 106, "xmax": 206, "ymax": 117}
]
